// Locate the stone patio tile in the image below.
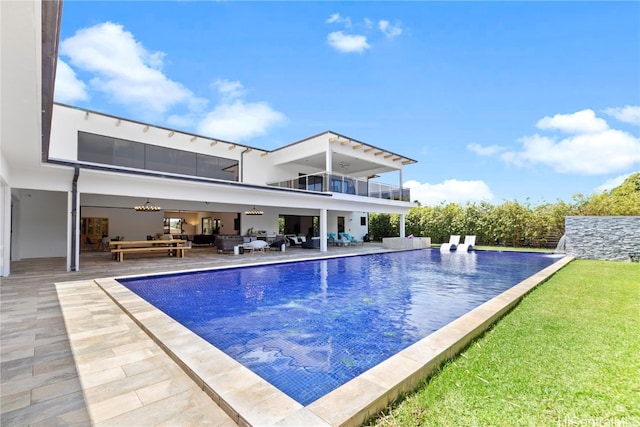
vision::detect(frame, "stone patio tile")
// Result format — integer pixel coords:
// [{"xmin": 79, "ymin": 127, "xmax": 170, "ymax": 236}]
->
[
  {"xmin": 93, "ymin": 389, "xmax": 230, "ymax": 427},
  {"xmin": 1, "ymin": 364, "xmax": 79, "ymax": 397},
  {"xmin": 33, "ymin": 353, "xmax": 77, "ymax": 376},
  {"xmin": 110, "ymin": 339, "xmax": 157, "ymax": 356},
  {"xmin": 1, "ymin": 355, "xmax": 35, "ymax": 382},
  {"xmin": 134, "ymin": 376, "xmax": 195, "ymax": 406},
  {"xmin": 67, "ymin": 323, "xmax": 132, "ymax": 341},
  {"xmin": 82, "ymin": 367, "xmax": 170, "ymax": 405},
  {"xmin": 75, "ymin": 348, "xmax": 156, "ymax": 376},
  {"xmin": 0, "ymin": 347, "xmax": 35, "ymax": 363},
  {"xmin": 75, "ymin": 366, "xmax": 126, "ymax": 389},
  {"xmin": 1, "ymin": 333, "xmax": 36, "ymax": 352},
  {"xmin": 0, "ymin": 390, "xmax": 87, "ymax": 427},
  {"xmin": 31, "ymin": 376, "xmax": 84, "ymax": 404},
  {"xmin": 0, "ymin": 390, "xmax": 31, "ymax": 413},
  {"xmin": 86, "ymin": 390, "xmax": 142, "ymax": 424},
  {"xmin": 30, "ymin": 406, "xmax": 92, "ymax": 427}
]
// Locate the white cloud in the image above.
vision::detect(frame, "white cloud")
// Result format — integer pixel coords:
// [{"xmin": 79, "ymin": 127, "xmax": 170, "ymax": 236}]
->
[
  {"xmin": 212, "ymin": 79, "xmax": 245, "ymax": 101},
  {"xmin": 501, "ymin": 129, "xmax": 640, "ymax": 174},
  {"xmin": 404, "ymin": 179, "xmax": 494, "ymax": 206},
  {"xmin": 378, "ymin": 20, "xmax": 402, "ymax": 38},
  {"xmin": 327, "ymin": 31, "xmax": 370, "ymax": 53},
  {"xmin": 54, "ymin": 59, "xmax": 88, "ymax": 103},
  {"xmin": 593, "ymin": 172, "xmax": 638, "ymax": 194},
  {"xmin": 326, "ymin": 13, "xmax": 351, "ymax": 28},
  {"xmin": 603, "ymin": 105, "xmax": 640, "ymax": 125},
  {"xmin": 467, "ymin": 143, "xmax": 504, "ymax": 156},
  {"xmin": 58, "ymin": 22, "xmax": 205, "ymax": 117},
  {"xmin": 536, "ymin": 109, "xmax": 609, "ymax": 134},
  {"xmin": 192, "ymin": 79, "xmax": 286, "ymax": 142},
  {"xmin": 364, "ymin": 18, "xmax": 373, "ymax": 29},
  {"xmin": 197, "ymin": 100, "xmax": 286, "ymax": 142},
  {"xmin": 480, "ymin": 108, "xmax": 640, "ymax": 175}
]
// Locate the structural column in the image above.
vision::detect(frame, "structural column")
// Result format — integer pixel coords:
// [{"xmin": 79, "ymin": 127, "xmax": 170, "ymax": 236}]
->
[
  {"xmin": 399, "ymin": 214, "xmax": 406, "ymax": 238},
  {"xmin": 320, "ymin": 208, "xmax": 327, "ymax": 252},
  {"xmin": 0, "ymin": 179, "xmax": 11, "ymax": 276}
]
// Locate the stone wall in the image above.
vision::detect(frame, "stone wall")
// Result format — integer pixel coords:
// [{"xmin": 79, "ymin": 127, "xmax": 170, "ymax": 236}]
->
[{"xmin": 565, "ymin": 216, "xmax": 640, "ymax": 261}]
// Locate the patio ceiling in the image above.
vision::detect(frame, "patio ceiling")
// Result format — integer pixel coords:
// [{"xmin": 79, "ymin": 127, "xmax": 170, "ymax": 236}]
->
[{"xmin": 289, "ymin": 151, "xmax": 403, "ymax": 178}]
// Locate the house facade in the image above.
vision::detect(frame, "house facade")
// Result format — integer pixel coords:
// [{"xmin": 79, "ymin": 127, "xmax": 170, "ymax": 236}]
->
[{"xmin": 0, "ymin": 0, "xmax": 417, "ymax": 276}]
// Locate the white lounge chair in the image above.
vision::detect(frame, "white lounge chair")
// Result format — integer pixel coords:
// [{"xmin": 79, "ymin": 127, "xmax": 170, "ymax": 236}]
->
[
  {"xmin": 457, "ymin": 235, "xmax": 476, "ymax": 252},
  {"xmin": 286, "ymin": 235, "xmax": 306, "ymax": 246},
  {"xmin": 440, "ymin": 235, "xmax": 461, "ymax": 252}
]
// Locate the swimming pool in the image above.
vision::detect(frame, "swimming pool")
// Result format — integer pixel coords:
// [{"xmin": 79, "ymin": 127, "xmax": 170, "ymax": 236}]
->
[{"xmin": 118, "ymin": 249, "xmax": 561, "ymax": 405}]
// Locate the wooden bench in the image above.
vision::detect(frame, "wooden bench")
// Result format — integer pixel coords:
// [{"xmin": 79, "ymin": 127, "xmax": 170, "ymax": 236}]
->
[{"xmin": 110, "ymin": 245, "xmax": 190, "ymax": 262}]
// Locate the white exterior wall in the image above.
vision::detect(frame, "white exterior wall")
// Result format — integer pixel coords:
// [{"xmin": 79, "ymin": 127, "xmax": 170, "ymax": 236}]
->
[
  {"xmin": 1, "ymin": 0, "xmax": 44, "ymax": 274},
  {"xmin": 12, "ymin": 189, "xmax": 67, "ymax": 259},
  {"xmin": 243, "ymin": 134, "xmax": 330, "ymax": 185}
]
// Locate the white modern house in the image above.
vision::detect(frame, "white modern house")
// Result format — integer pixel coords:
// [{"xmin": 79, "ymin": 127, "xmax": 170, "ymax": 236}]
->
[{"xmin": 0, "ymin": 0, "xmax": 417, "ymax": 277}]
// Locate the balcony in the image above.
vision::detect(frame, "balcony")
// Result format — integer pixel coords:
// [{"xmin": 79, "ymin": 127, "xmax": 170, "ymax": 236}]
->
[{"xmin": 267, "ymin": 172, "xmax": 410, "ymax": 202}]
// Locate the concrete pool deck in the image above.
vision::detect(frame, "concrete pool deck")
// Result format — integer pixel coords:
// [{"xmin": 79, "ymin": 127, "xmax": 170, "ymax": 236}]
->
[{"xmin": 1, "ymin": 245, "xmax": 573, "ymax": 426}]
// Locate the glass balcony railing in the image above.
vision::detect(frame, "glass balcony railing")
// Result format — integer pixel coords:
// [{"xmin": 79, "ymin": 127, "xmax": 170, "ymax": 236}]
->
[{"xmin": 267, "ymin": 172, "xmax": 410, "ymax": 202}]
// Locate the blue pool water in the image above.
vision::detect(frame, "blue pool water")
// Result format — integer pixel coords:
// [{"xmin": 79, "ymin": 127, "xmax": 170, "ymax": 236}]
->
[{"xmin": 119, "ymin": 249, "xmax": 560, "ymax": 405}]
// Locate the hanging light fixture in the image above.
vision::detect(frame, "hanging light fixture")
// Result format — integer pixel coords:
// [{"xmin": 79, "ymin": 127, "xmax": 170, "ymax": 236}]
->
[
  {"xmin": 244, "ymin": 206, "xmax": 264, "ymax": 216},
  {"xmin": 134, "ymin": 198, "xmax": 162, "ymax": 212}
]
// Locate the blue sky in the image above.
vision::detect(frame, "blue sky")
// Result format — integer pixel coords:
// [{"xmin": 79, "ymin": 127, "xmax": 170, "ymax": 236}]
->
[{"xmin": 55, "ymin": 1, "xmax": 640, "ymax": 206}]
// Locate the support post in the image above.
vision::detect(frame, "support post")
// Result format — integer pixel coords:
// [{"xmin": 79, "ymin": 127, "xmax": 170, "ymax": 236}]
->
[{"xmin": 320, "ymin": 208, "xmax": 327, "ymax": 252}]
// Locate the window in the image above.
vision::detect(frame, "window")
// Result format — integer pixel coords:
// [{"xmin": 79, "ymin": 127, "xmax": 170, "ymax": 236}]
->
[
  {"xmin": 338, "ymin": 216, "xmax": 345, "ymax": 233},
  {"xmin": 361, "ymin": 216, "xmax": 366, "ymax": 226},
  {"xmin": 78, "ymin": 131, "xmax": 239, "ymax": 181}
]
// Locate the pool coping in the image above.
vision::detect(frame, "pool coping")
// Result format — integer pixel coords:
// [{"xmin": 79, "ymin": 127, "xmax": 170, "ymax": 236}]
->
[{"xmin": 93, "ymin": 252, "xmax": 574, "ymax": 427}]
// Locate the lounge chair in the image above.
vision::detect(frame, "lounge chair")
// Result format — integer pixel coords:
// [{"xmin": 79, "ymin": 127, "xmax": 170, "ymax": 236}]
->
[
  {"xmin": 243, "ymin": 240, "xmax": 268, "ymax": 253},
  {"xmin": 339, "ymin": 232, "xmax": 364, "ymax": 245},
  {"xmin": 457, "ymin": 235, "xmax": 476, "ymax": 252},
  {"xmin": 327, "ymin": 233, "xmax": 338, "ymax": 245},
  {"xmin": 287, "ymin": 235, "xmax": 306, "ymax": 246},
  {"xmin": 440, "ymin": 235, "xmax": 460, "ymax": 252}
]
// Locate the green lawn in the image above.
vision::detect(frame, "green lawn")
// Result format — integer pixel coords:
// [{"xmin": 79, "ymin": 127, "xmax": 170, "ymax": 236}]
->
[{"xmin": 371, "ymin": 260, "xmax": 640, "ymax": 427}]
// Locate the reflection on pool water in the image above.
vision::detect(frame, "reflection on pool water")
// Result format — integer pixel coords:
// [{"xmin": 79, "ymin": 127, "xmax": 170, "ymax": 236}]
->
[{"xmin": 119, "ymin": 249, "xmax": 561, "ymax": 405}]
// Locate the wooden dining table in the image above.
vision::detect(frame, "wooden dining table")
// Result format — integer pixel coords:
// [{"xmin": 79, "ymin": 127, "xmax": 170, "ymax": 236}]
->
[{"xmin": 109, "ymin": 239, "xmax": 189, "ymax": 262}]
